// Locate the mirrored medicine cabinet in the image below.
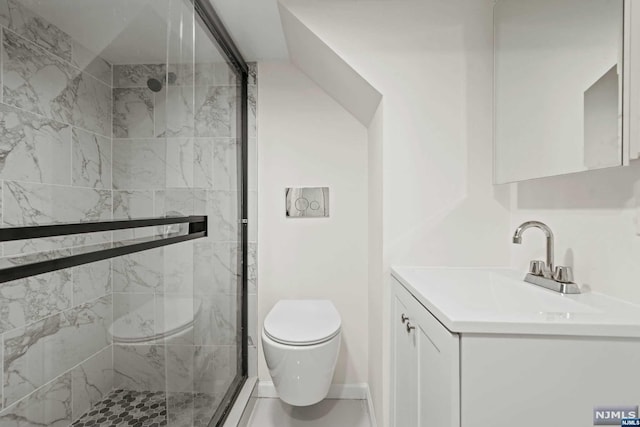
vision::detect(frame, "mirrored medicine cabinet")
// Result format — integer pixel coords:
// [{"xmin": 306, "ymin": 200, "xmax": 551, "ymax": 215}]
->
[{"xmin": 493, "ymin": 0, "xmax": 635, "ymax": 184}]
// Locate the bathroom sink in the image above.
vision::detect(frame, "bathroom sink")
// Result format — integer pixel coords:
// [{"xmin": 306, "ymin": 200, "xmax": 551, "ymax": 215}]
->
[
  {"xmin": 391, "ymin": 267, "xmax": 640, "ymax": 338},
  {"xmin": 479, "ymin": 271, "xmax": 599, "ymax": 315}
]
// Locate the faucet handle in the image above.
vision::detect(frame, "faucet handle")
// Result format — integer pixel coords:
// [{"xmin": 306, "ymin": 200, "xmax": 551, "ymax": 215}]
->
[
  {"xmin": 553, "ymin": 266, "xmax": 574, "ymax": 283},
  {"xmin": 529, "ymin": 260, "xmax": 546, "ymax": 276}
]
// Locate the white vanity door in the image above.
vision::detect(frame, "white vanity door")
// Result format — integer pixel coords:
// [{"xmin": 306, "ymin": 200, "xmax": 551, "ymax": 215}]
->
[
  {"xmin": 392, "ymin": 292, "xmax": 419, "ymax": 426},
  {"xmin": 392, "ymin": 278, "xmax": 460, "ymax": 427},
  {"xmin": 413, "ymin": 300, "xmax": 460, "ymax": 427}
]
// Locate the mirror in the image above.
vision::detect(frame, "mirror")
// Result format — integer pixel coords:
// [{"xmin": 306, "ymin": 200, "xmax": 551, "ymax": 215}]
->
[{"xmin": 494, "ymin": 0, "xmax": 624, "ymax": 184}]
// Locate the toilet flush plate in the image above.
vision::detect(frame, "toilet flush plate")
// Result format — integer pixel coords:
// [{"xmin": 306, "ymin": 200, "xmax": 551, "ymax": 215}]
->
[{"xmin": 285, "ymin": 187, "xmax": 329, "ymax": 218}]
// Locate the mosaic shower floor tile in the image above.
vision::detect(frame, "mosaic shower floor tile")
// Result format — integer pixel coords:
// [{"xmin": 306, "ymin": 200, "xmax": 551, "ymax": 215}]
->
[
  {"xmin": 71, "ymin": 389, "xmax": 221, "ymax": 427},
  {"xmin": 71, "ymin": 389, "xmax": 168, "ymax": 427}
]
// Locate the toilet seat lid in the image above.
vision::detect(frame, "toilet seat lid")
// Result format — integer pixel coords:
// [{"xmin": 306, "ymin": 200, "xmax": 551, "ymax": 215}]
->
[{"xmin": 264, "ymin": 300, "xmax": 341, "ymax": 345}]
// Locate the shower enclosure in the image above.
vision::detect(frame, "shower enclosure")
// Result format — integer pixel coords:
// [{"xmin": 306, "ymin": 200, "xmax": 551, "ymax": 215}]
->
[{"xmin": 0, "ymin": 0, "xmax": 248, "ymax": 425}]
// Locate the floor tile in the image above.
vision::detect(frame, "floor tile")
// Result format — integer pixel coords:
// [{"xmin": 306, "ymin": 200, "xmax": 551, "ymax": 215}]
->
[
  {"xmin": 247, "ymin": 398, "xmax": 372, "ymax": 427},
  {"xmin": 71, "ymin": 389, "xmax": 167, "ymax": 427}
]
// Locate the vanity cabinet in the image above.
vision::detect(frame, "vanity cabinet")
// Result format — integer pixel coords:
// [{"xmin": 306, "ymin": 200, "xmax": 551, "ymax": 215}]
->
[
  {"xmin": 391, "ymin": 274, "xmax": 640, "ymax": 427},
  {"xmin": 391, "ymin": 279, "xmax": 460, "ymax": 427}
]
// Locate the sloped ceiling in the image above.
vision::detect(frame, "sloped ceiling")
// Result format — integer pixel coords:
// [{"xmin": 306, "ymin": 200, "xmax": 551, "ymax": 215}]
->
[
  {"xmin": 278, "ymin": 2, "xmax": 381, "ymax": 125},
  {"xmin": 209, "ymin": 0, "xmax": 289, "ymax": 60}
]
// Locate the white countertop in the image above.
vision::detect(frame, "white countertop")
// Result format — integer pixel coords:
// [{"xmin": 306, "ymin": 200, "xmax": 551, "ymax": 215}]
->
[{"xmin": 391, "ymin": 266, "xmax": 640, "ymax": 338}]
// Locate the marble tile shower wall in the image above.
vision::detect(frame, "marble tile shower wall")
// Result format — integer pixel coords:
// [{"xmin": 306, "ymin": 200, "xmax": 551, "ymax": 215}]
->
[
  {"xmin": 110, "ymin": 61, "xmax": 257, "ymax": 425},
  {"xmin": 0, "ymin": 1, "xmax": 114, "ymax": 426}
]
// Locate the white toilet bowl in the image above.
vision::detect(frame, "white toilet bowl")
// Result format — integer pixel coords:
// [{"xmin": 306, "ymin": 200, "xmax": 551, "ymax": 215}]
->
[{"xmin": 261, "ymin": 299, "xmax": 342, "ymax": 406}]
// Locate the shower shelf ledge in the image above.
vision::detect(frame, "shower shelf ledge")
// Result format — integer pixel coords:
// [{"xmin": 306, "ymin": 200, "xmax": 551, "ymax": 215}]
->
[{"xmin": 0, "ymin": 216, "xmax": 207, "ymax": 284}]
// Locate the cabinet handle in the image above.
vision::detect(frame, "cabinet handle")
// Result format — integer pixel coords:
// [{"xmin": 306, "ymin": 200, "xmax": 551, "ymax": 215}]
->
[
  {"xmin": 406, "ymin": 322, "xmax": 415, "ymax": 333},
  {"xmin": 401, "ymin": 313, "xmax": 409, "ymax": 324}
]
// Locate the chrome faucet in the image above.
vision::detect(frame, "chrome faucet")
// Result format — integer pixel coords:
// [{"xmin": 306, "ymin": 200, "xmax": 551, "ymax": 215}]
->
[
  {"xmin": 512, "ymin": 221, "xmax": 580, "ymax": 294},
  {"xmin": 512, "ymin": 221, "xmax": 554, "ymax": 276}
]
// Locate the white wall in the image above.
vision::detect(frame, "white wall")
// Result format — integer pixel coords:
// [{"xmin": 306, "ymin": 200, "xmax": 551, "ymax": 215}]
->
[
  {"xmin": 280, "ymin": 1, "xmax": 512, "ymax": 424},
  {"xmin": 256, "ymin": 61, "xmax": 369, "ymax": 385},
  {"xmin": 367, "ymin": 102, "xmax": 384, "ymax": 417},
  {"xmin": 264, "ymin": 2, "xmax": 640, "ymax": 426},
  {"xmin": 510, "ymin": 162, "xmax": 640, "ymax": 305},
  {"xmin": 281, "ymin": 0, "xmax": 511, "ymax": 263}
]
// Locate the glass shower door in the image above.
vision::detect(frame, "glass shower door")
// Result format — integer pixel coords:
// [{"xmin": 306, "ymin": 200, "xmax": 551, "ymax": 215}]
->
[
  {"xmin": 0, "ymin": 0, "xmax": 246, "ymax": 426},
  {"xmin": 161, "ymin": 1, "xmax": 245, "ymax": 425}
]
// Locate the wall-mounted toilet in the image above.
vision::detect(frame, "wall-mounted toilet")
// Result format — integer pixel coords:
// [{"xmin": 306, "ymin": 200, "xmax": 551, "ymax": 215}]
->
[{"xmin": 262, "ymin": 299, "xmax": 342, "ymax": 406}]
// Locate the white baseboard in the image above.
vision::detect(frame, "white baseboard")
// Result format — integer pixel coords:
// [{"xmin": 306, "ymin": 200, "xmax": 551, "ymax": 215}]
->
[{"xmin": 257, "ymin": 381, "xmax": 369, "ymax": 399}]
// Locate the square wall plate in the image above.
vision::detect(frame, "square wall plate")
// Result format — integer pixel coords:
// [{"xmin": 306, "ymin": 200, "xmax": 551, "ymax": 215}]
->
[{"xmin": 285, "ymin": 187, "xmax": 329, "ymax": 218}]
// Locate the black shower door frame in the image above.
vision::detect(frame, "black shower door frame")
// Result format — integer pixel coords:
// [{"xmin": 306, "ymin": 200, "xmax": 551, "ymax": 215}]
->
[{"xmin": 192, "ymin": 1, "xmax": 249, "ymax": 425}]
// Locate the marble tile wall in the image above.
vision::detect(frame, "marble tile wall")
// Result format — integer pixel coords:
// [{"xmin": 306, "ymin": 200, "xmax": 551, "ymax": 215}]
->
[{"xmin": 0, "ymin": 1, "xmax": 115, "ymax": 425}]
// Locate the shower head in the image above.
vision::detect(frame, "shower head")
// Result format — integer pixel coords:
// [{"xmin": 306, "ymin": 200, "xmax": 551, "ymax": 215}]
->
[
  {"xmin": 147, "ymin": 77, "xmax": 163, "ymax": 92},
  {"xmin": 146, "ymin": 72, "xmax": 178, "ymax": 93}
]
